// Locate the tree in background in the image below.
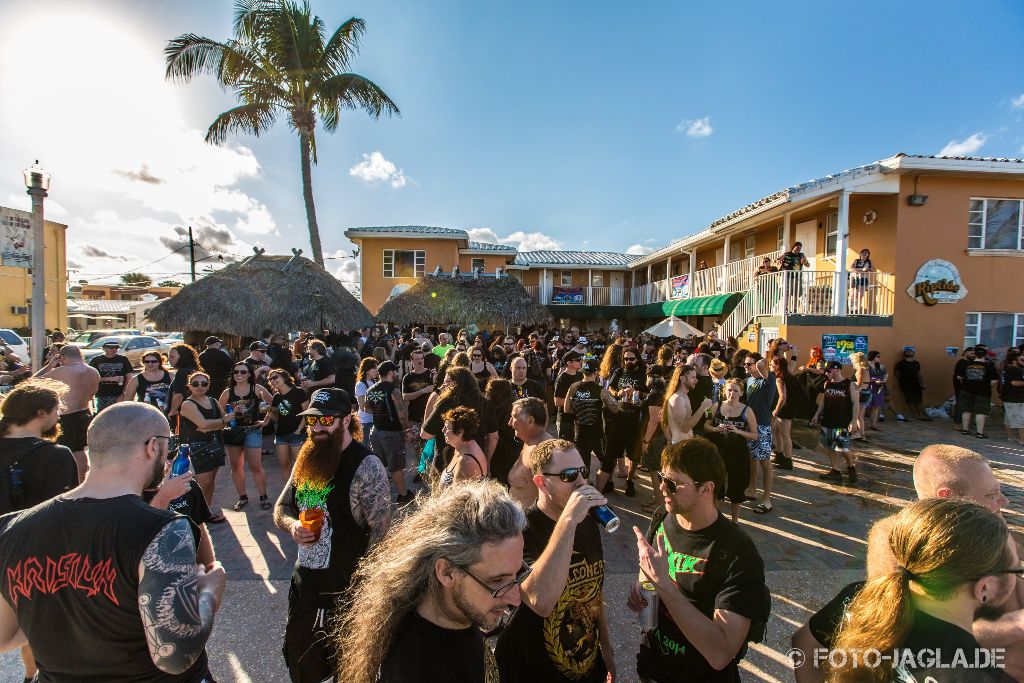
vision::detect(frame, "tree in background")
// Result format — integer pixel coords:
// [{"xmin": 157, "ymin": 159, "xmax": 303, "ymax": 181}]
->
[
  {"xmin": 121, "ymin": 273, "xmax": 153, "ymax": 287},
  {"xmin": 165, "ymin": 0, "xmax": 399, "ymax": 266},
  {"xmin": 158, "ymin": 280, "xmax": 185, "ymax": 288}
]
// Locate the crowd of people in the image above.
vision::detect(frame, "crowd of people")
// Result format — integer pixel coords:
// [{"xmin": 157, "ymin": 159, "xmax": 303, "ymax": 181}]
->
[{"xmin": 0, "ymin": 322, "xmax": 1020, "ymax": 682}]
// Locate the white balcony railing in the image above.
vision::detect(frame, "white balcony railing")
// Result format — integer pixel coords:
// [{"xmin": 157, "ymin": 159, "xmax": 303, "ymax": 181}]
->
[{"xmin": 525, "ymin": 285, "xmax": 627, "ymax": 306}]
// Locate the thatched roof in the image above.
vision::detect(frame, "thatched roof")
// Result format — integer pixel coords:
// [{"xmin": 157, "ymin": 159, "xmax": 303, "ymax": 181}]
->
[
  {"xmin": 375, "ymin": 274, "xmax": 553, "ymax": 326},
  {"xmin": 148, "ymin": 255, "xmax": 371, "ymax": 336}
]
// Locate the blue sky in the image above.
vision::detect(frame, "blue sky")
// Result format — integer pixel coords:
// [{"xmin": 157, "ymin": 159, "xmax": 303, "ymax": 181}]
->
[{"xmin": 1, "ymin": 0, "xmax": 1023, "ymax": 286}]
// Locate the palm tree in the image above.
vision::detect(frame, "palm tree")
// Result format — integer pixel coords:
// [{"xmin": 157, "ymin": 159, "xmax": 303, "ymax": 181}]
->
[{"xmin": 165, "ymin": 0, "xmax": 399, "ymax": 267}]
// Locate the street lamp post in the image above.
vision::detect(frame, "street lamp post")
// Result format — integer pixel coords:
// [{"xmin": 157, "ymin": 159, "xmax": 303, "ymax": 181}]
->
[{"xmin": 22, "ymin": 161, "xmax": 51, "ymax": 371}]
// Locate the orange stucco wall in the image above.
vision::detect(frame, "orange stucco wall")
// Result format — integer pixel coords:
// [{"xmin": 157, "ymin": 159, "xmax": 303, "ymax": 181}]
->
[
  {"xmin": 456, "ymin": 253, "xmax": 514, "ymax": 273},
  {"xmin": 357, "ymin": 237, "xmax": 462, "ymax": 313}
]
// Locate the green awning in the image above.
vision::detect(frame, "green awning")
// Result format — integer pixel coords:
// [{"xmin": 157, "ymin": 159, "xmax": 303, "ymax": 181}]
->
[{"xmin": 661, "ymin": 293, "xmax": 742, "ymax": 317}]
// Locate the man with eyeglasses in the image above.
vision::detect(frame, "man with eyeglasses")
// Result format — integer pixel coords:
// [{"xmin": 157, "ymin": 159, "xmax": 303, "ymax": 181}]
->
[
  {"xmin": 274, "ymin": 388, "xmax": 391, "ymax": 682},
  {"xmin": 496, "ymin": 439, "xmax": 614, "ymax": 682},
  {"xmin": 629, "ymin": 437, "xmax": 770, "ymax": 683},
  {"xmin": 554, "ymin": 351, "xmax": 582, "ymax": 441},
  {"xmin": 607, "ymin": 349, "xmax": 649, "ymax": 496},
  {"xmin": 0, "ymin": 402, "xmax": 227, "ymax": 682}
]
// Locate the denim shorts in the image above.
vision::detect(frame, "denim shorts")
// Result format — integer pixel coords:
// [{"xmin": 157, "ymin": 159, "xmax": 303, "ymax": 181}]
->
[
  {"xmin": 276, "ymin": 432, "xmax": 306, "ymax": 447},
  {"xmin": 239, "ymin": 428, "xmax": 263, "ymax": 449}
]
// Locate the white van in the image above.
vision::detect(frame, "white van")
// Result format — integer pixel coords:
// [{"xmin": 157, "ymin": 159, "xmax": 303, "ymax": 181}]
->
[{"xmin": 0, "ymin": 329, "xmax": 30, "ymax": 365}]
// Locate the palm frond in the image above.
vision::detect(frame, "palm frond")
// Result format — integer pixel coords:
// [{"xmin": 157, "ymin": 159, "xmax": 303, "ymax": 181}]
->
[
  {"xmin": 165, "ymin": 34, "xmax": 230, "ymax": 83},
  {"xmin": 234, "ymin": 79, "xmax": 290, "ymax": 107},
  {"xmin": 218, "ymin": 42, "xmax": 281, "ymax": 87},
  {"xmin": 318, "ymin": 18, "xmax": 365, "ymax": 73},
  {"xmin": 206, "ymin": 102, "xmax": 279, "ymax": 145},
  {"xmin": 233, "ymin": 0, "xmax": 280, "ymax": 43},
  {"xmin": 317, "ymin": 74, "xmax": 400, "ymax": 132}
]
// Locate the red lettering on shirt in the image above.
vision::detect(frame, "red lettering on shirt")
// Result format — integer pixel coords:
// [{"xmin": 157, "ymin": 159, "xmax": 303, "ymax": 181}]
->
[{"xmin": 7, "ymin": 554, "xmax": 119, "ymax": 607}]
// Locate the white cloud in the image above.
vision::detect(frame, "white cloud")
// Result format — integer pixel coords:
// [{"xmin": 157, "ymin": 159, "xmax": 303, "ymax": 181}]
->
[
  {"xmin": 349, "ymin": 151, "xmax": 407, "ymax": 188},
  {"xmin": 467, "ymin": 227, "xmax": 562, "ymax": 252},
  {"xmin": 1012, "ymin": 94, "xmax": 1024, "ymax": 110},
  {"xmin": 626, "ymin": 244, "xmax": 655, "ymax": 255},
  {"xmin": 233, "ymin": 201, "xmax": 277, "ymax": 235},
  {"xmin": 939, "ymin": 133, "xmax": 987, "ymax": 157},
  {"xmin": 676, "ymin": 116, "xmax": 713, "ymax": 138}
]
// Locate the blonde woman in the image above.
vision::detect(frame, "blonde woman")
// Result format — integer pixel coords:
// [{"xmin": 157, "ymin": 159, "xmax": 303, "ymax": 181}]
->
[
  {"xmin": 849, "ymin": 351, "xmax": 871, "ymax": 440},
  {"xmin": 704, "ymin": 379, "xmax": 760, "ymax": 520}
]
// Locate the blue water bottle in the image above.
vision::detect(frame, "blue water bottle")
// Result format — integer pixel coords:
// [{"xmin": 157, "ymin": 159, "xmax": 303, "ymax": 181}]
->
[
  {"xmin": 171, "ymin": 444, "xmax": 191, "ymax": 478},
  {"xmin": 225, "ymin": 404, "xmax": 237, "ymax": 428}
]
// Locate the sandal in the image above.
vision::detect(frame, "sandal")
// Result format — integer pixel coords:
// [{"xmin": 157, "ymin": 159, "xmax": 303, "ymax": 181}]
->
[
  {"xmin": 232, "ymin": 495, "xmax": 249, "ymax": 511},
  {"xmin": 259, "ymin": 495, "xmax": 272, "ymax": 510},
  {"xmin": 975, "ymin": 432, "xmax": 989, "ymax": 439},
  {"xmin": 207, "ymin": 513, "xmax": 227, "ymax": 524},
  {"xmin": 753, "ymin": 503, "xmax": 773, "ymax": 514}
]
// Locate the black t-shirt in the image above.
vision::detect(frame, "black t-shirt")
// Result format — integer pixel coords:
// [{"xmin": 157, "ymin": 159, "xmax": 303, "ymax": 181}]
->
[
  {"xmin": 89, "ymin": 354, "xmax": 134, "ymax": 397},
  {"xmin": 402, "ymin": 370, "xmax": 433, "ymax": 423},
  {"xmin": 307, "ymin": 356, "xmax": 336, "ymax": 385},
  {"xmin": 893, "ymin": 609, "xmax": 1015, "ymax": 682},
  {"xmin": 169, "ymin": 365, "xmax": 198, "ymax": 412},
  {"xmin": 379, "ymin": 610, "xmax": 487, "ymax": 683},
  {"xmin": 690, "ymin": 374, "xmax": 714, "ymax": 432},
  {"xmin": 198, "ymin": 348, "xmax": 233, "ymax": 393},
  {"xmin": 0, "ymin": 438, "xmax": 78, "ymax": 513},
  {"xmin": 496, "ymin": 506, "xmax": 606, "ymax": 683},
  {"xmin": 569, "ymin": 380, "xmax": 607, "ymax": 434},
  {"xmin": 960, "ymin": 359, "xmax": 998, "ymax": 396},
  {"xmin": 366, "ymin": 380, "xmax": 402, "ymax": 431},
  {"xmin": 807, "ymin": 580, "xmax": 864, "ymax": 649},
  {"xmin": 609, "ymin": 366, "xmax": 648, "ymax": 415},
  {"xmin": 423, "ymin": 396, "xmax": 498, "ymax": 455},
  {"xmin": 142, "ymin": 481, "xmax": 213, "ymax": 532},
  {"xmin": 894, "ymin": 359, "xmax": 922, "ymax": 389},
  {"xmin": 638, "ymin": 512, "xmax": 770, "ymax": 683},
  {"xmin": 821, "ymin": 378, "xmax": 854, "ymax": 429},
  {"xmin": 273, "ymin": 387, "xmax": 308, "ymax": 436},
  {"xmin": 554, "ymin": 371, "xmax": 578, "ymax": 410},
  {"xmin": 1003, "ymin": 365, "xmax": 1024, "ymax": 403},
  {"xmin": 510, "ymin": 378, "xmax": 545, "ymax": 401}
]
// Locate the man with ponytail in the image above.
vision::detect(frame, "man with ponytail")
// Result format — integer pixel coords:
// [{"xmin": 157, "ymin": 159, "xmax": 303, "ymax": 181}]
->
[
  {"xmin": 337, "ymin": 479, "xmax": 528, "ymax": 683},
  {"xmin": 830, "ymin": 498, "xmax": 1016, "ymax": 682}
]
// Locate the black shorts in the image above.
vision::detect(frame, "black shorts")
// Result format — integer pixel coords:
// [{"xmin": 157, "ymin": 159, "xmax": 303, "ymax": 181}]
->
[
  {"xmin": 283, "ymin": 584, "xmax": 339, "ymax": 683},
  {"xmin": 574, "ymin": 429, "xmax": 611, "ymax": 474},
  {"xmin": 606, "ymin": 411, "xmax": 641, "ymax": 462},
  {"xmin": 57, "ymin": 409, "xmax": 93, "ymax": 452}
]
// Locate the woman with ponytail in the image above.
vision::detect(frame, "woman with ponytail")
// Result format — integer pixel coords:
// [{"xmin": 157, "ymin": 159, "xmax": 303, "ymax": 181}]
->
[{"xmin": 829, "ymin": 498, "xmax": 1016, "ymax": 682}]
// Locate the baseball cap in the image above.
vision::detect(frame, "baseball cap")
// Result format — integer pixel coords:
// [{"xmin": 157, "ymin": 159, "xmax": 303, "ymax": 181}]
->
[
  {"xmin": 249, "ymin": 341, "xmax": 268, "ymax": 351},
  {"xmin": 974, "ymin": 345, "xmax": 989, "ymax": 356},
  {"xmin": 826, "ymin": 361, "xmax": 843, "ymax": 370},
  {"xmin": 101, "ymin": 340, "xmax": 120, "ymax": 348},
  {"xmin": 378, "ymin": 360, "xmax": 398, "ymax": 376},
  {"xmin": 298, "ymin": 388, "xmax": 353, "ymax": 417},
  {"xmin": 577, "ymin": 336, "xmax": 589, "ymax": 345},
  {"xmin": 204, "ymin": 336, "xmax": 222, "ymax": 346},
  {"xmin": 582, "ymin": 357, "xmax": 600, "ymax": 373},
  {"xmin": 563, "ymin": 350, "xmax": 583, "ymax": 363}
]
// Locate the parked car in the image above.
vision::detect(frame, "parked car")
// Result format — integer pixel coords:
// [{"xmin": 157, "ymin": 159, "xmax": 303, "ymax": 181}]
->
[
  {"xmin": 0, "ymin": 329, "xmax": 30, "ymax": 364},
  {"xmin": 69, "ymin": 329, "xmax": 142, "ymax": 347},
  {"xmin": 80, "ymin": 335, "xmax": 170, "ymax": 369}
]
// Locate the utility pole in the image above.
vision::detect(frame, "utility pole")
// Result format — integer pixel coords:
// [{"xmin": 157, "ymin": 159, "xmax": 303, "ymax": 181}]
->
[
  {"xmin": 188, "ymin": 225, "xmax": 196, "ymax": 283},
  {"xmin": 23, "ymin": 161, "xmax": 50, "ymax": 372}
]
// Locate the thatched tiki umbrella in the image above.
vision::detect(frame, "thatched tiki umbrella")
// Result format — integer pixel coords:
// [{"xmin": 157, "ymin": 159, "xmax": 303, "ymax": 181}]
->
[
  {"xmin": 148, "ymin": 254, "xmax": 372, "ymax": 339},
  {"xmin": 375, "ymin": 273, "xmax": 553, "ymax": 327}
]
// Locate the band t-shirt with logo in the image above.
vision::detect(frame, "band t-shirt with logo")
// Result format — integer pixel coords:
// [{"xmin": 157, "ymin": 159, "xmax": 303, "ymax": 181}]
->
[
  {"xmin": 496, "ymin": 506, "xmax": 606, "ymax": 682},
  {"xmin": 892, "ymin": 609, "xmax": 1015, "ymax": 682},
  {"xmin": 960, "ymin": 358, "xmax": 998, "ymax": 397},
  {"xmin": 89, "ymin": 354, "xmax": 134, "ymax": 397},
  {"xmin": 272, "ymin": 387, "xmax": 308, "ymax": 436},
  {"xmin": 401, "ymin": 370, "xmax": 433, "ymax": 423},
  {"xmin": 638, "ymin": 512, "xmax": 769, "ymax": 683},
  {"xmin": 569, "ymin": 380, "xmax": 608, "ymax": 439},
  {"xmin": 365, "ymin": 380, "xmax": 402, "ymax": 431},
  {"xmin": 821, "ymin": 378, "xmax": 854, "ymax": 429},
  {"xmin": 511, "ymin": 378, "xmax": 545, "ymax": 401}
]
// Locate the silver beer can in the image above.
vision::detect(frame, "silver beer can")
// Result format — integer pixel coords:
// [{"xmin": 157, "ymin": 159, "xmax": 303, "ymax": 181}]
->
[{"xmin": 638, "ymin": 581, "xmax": 658, "ymax": 630}]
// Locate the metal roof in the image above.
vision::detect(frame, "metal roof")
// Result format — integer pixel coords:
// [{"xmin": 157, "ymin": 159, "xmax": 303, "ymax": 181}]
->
[
  {"xmin": 67, "ymin": 299, "xmax": 135, "ymax": 314},
  {"xmin": 343, "ymin": 225, "xmax": 468, "ymax": 238},
  {"xmin": 512, "ymin": 251, "xmax": 640, "ymax": 268},
  {"xmin": 466, "ymin": 241, "xmax": 516, "ymax": 252}
]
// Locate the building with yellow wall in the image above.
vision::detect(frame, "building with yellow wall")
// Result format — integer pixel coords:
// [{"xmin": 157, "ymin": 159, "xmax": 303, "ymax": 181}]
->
[{"xmin": 0, "ymin": 206, "xmax": 67, "ymax": 333}]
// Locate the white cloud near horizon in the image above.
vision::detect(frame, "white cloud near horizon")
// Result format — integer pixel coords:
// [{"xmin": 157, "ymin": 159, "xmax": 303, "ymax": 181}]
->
[
  {"xmin": 1012, "ymin": 94, "xmax": 1024, "ymax": 109},
  {"xmin": 626, "ymin": 243, "xmax": 655, "ymax": 255},
  {"xmin": 939, "ymin": 133, "xmax": 987, "ymax": 156},
  {"xmin": 349, "ymin": 151, "xmax": 407, "ymax": 188},
  {"xmin": 677, "ymin": 116, "xmax": 713, "ymax": 138},
  {"xmin": 467, "ymin": 227, "xmax": 562, "ymax": 252}
]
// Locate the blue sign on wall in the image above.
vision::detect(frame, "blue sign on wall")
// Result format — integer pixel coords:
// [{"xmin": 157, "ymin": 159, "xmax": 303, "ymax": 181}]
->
[{"xmin": 821, "ymin": 334, "xmax": 868, "ymax": 365}]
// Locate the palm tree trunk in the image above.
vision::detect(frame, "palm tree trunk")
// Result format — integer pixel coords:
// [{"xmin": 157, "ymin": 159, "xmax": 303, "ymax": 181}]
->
[{"xmin": 298, "ymin": 130, "xmax": 325, "ymax": 267}]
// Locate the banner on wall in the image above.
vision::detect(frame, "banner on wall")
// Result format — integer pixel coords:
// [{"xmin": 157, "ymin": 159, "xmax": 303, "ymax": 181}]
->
[
  {"xmin": 551, "ymin": 287, "xmax": 583, "ymax": 304},
  {"xmin": 0, "ymin": 209, "xmax": 32, "ymax": 268},
  {"xmin": 906, "ymin": 259, "xmax": 967, "ymax": 306},
  {"xmin": 822, "ymin": 334, "xmax": 869, "ymax": 365},
  {"xmin": 670, "ymin": 274, "xmax": 690, "ymax": 299}
]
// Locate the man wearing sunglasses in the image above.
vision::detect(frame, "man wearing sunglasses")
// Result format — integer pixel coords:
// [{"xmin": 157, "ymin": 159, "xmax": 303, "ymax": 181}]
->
[
  {"xmin": 88, "ymin": 340, "xmax": 132, "ymax": 413},
  {"xmin": 0, "ymin": 402, "xmax": 226, "ymax": 682},
  {"xmin": 629, "ymin": 438, "xmax": 770, "ymax": 682},
  {"xmin": 564, "ymin": 357, "xmax": 621, "ymax": 495},
  {"xmin": 274, "ymin": 388, "xmax": 392, "ymax": 683},
  {"xmin": 553, "ymin": 351, "xmax": 582, "ymax": 441},
  {"xmin": 496, "ymin": 439, "xmax": 614, "ymax": 682},
  {"xmin": 606, "ymin": 350, "xmax": 649, "ymax": 496}
]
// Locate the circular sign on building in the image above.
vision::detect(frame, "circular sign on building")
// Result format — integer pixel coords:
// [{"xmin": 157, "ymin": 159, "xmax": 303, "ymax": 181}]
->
[{"xmin": 905, "ymin": 259, "xmax": 967, "ymax": 306}]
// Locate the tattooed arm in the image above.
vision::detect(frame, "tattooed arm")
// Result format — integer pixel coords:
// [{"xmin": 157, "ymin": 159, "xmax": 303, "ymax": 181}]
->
[
  {"xmin": 137, "ymin": 518, "xmax": 226, "ymax": 675},
  {"xmin": 350, "ymin": 456, "xmax": 392, "ymax": 545}
]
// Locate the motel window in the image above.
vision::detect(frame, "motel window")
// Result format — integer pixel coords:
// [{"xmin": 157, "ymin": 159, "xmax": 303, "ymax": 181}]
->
[
  {"xmin": 471, "ymin": 258, "xmax": 485, "ymax": 272},
  {"xmin": 968, "ymin": 198, "xmax": 1024, "ymax": 250},
  {"xmin": 383, "ymin": 249, "xmax": 425, "ymax": 278},
  {"xmin": 591, "ymin": 272, "xmax": 604, "ymax": 287},
  {"xmin": 777, "ymin": 225, "xmax": 785, "ymax": 251},
  {"xmin": 964, "ymin": 312, "xmax": 1024, "ymax": 350},
  {"xmin": 743, "ymin": 234, "xmax": 755, "ymax": 260},
  {"xmin": 560, "ymin": 270, "xmax": 573, "ymax": 286},
  {"xmin": 825, "ymin": 213, "xmax": 838, "ymax": 259}
]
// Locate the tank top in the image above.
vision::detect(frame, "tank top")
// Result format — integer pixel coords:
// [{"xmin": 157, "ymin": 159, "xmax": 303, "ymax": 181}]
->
[
  {"xmin": 135, "ymin": 370, "xmax": 172, "ymax": 411},
  {"xmin": 439, "ymin": 451, "xmax": 483, "ymax": 491},
  {"xmin": 228, "ymin": 384, "xmax": 259, "ymax": 426},
  {"xmin": 179, "ymin": 397, "xmax": 223, "ymax": 445},
  {"xmin": 0, "ymin": 495, "xmax": 207, "ymax": 681},
  {"xmin": 713, "ymin": 403, "xmax": 749, "ymax": 433},
  {"xmin": 365, "ymin": 380, "xmax": 402, "ymax": 431},
  {"xmin": 473, "ymin": 365, "xmax": 491, "ymax": 390},
  {"xmin": 821, "ymin": 378, "xmax": 854, "ymax": 429}
]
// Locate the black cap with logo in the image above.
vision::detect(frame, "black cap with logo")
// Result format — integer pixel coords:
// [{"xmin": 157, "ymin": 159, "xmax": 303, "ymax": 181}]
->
[{"xmin": 298, "ymin": 388, "xmax": 353, "ymax": 416}]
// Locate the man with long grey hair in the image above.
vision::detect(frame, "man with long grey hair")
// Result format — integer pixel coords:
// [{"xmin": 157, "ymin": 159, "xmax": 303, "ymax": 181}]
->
[{"xmin": 337, "ymin": 479, "xmax": 528, "ymax": 683}]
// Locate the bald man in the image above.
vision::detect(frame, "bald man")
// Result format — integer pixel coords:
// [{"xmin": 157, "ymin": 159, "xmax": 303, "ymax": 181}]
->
[
  {"xmin": 35, "ymin": 345, "xmax": 99, "ymax": 481},
  {"xmin": 790, "ymin": 444, "xmax": 1014, "ymax": 682}
]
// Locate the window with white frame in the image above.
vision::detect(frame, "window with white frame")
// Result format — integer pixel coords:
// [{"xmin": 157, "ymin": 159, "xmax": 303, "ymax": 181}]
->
[
  {"xmin": 825, "ymin": 213, "xmax": 838, "ymax": 259},
  {"xmin": 743, "ymin": 234, "xmax": 755, "ymax": 260},
  {"xmin": 777, "ymin": 225, "xmax": 785, "ymax": 251},
  {"xmin": 591, "ymin": 271, "xmax": 604, "ymax": 287},
  {"xmin": 964, "ymin": 312, "xmax": 1024, "ymax": 350},
  {"xmin": 383, "ymin": 249, "xmax": 425, "ymax": 278},
  {"xmin": 968, "ymin": 198, "xmax": 1024, "ymax": 250},
  {"xmin": 471, "ymin": 258, "xmax": 485, "ymax": 272},
  {"xmin": 560, "ymin": 270, "xmax": 573, "ymax": 286}
]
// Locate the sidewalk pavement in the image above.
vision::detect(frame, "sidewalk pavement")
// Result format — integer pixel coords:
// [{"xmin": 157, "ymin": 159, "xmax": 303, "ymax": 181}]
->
[{"xmin": 3, "ymin": 418, "xmax": 1021, "ymax": 682}]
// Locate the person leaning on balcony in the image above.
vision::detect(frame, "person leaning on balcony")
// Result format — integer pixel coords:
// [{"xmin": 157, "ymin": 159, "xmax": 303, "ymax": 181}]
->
[
  {"xmin": 848, "ymin": 248, "xmax": 874, "ymax": 314},
  {"xmin": 779, "ymin": 242, "xmax": 810, "ymax": 271},
  {"xmin": 754, "ymin": 256, "xmax": 776, "ymax": 277}
]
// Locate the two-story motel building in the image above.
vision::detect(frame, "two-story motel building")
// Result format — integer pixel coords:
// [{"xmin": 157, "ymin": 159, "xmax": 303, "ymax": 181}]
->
[{"xmin": 345, "ymin": 153, "xmax": 1024, "ymax": 405}]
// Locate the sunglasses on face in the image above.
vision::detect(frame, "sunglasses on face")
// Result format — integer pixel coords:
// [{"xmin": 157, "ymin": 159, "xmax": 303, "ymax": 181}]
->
[
  {"xmin": 454, "ymin": 560, "xmax": 533, "ymax": 599},
  {"xmin": 542, "ymin": 465, "xmax": 590, "ymax": 483},
  {"xmin": 472, "ymin": 354, "xmax": 482, "ymax": 359},
  {"xmin": 143, "ymin": 359, "xmax": 160, "ymax": 364},
  {"xmin": 233, "ymin": 370, "xmax": 249, "ymax": 375},
  {"xmin": 190, "ymin": 381, "xmax": 209, "ymax": 388},
  {"xmin": 305, "ymin": 415, "xmax": 338, "ymax": 426},
  {"xmin": 624, "ymin": 357, "xmax": 638, "ymax": 362},
  {"xmin": 657, "ymin": 471, "xmax": 699, "ymax": 494},
  {"xmin": 743, "ymin": 361, "xmax": 756, "ymax": 366}
]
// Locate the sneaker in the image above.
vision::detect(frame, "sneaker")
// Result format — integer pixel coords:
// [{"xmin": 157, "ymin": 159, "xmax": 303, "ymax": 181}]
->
[
  {"xmin": 818, "ymin": 469, "xmax": 843, "ymax": 484},
  {"xmin": 896, "ymin": 414, "xmax": 907, "ymax": 422},
  {"xmin": 846, "ymin": 467, "xmax": 858, "ymax": 484},
  {"xmin": 625, "ymin": 479, "xmax": 636, "ymax": 497},
  {"xmin": 878, "ymin": 415, "xmax": 886, "ymax": 423},
  {"xmin": 601, "ymin": 481, "xmax": 614, "ymax": 495}
]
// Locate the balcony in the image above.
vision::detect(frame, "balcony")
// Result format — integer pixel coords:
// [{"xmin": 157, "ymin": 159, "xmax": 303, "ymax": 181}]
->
[{"xmin": 523, "ymin": 285, "xmax": 628, "ymax": 306}]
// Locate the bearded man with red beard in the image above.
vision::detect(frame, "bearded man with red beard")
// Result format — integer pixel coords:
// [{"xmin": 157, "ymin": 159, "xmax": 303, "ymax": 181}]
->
[{"xmin": 273, "ymin": 388, "xmax": 392, "ymax": 683}]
